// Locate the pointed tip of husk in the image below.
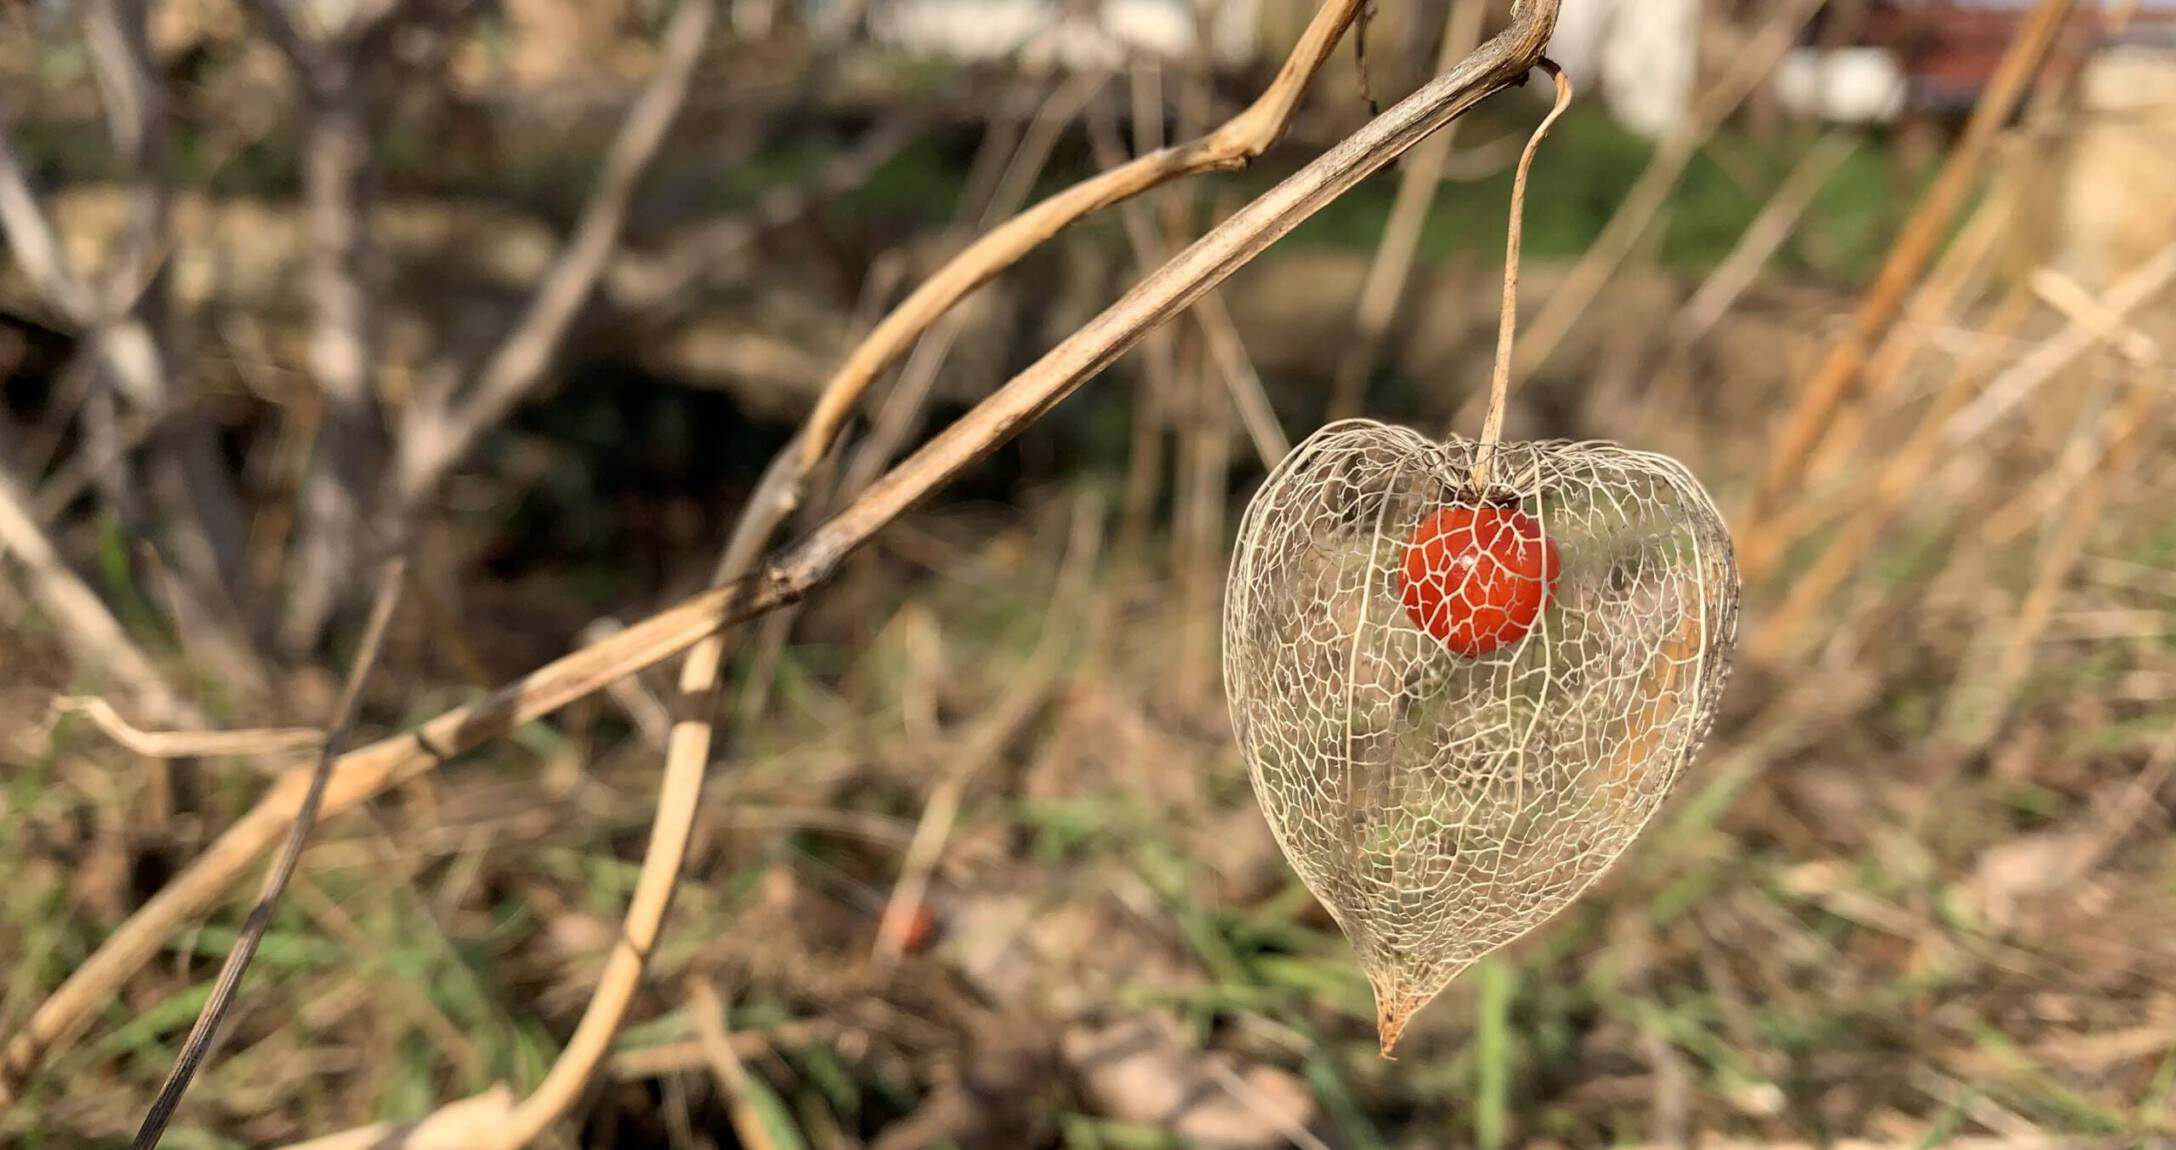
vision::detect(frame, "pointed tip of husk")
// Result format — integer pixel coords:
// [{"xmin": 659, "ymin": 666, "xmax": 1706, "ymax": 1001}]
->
[{"xmin": 1376, "ymin": 1001, "xmax": 1411, "ymax": 1059}]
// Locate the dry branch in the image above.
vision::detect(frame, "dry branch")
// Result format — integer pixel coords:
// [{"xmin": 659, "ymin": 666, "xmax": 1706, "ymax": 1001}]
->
[
  {"xmin": 49, "ymin": 695, "xmax": 321, "ymax": 761},
  {"xmin": 442, "ymin": 70, "xmax": 1102, "ymax": 1150},
  {"xmin": 393, "ymin": 0, "xmax": 717, "ymax": 508},
  {"xmin": 1085, "ymin": 112, "xmax": 1286, "ymax": 468},
  {"xmin": 796, "ymin": 0, "xmax": 1372, "ymax": 469},
  {"xmin": 0, "ymin": 0, "xmax": 1565, "ymax": 1122}
]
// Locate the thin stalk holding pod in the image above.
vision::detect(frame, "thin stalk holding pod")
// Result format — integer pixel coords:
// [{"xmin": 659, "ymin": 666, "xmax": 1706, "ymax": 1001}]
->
[{"xmin": 1470, "ymin": 59, "xmax": 1572, "ymax": 495}]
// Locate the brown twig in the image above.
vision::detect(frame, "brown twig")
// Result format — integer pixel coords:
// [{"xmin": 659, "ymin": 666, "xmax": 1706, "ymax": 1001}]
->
[
  {"xmin": 0, "ymin": 0, "xmax": 1563, "ymax": 1115},
  {"xmin": 428, "ymin": 66, "xmax": 1104, "ymax": 1150},
  {"xmin": 1085, "ymin": 111, "xmax": 1285, "ymax": 467},
  {"xmin": 1745, "ymin": 0, "xmax": 2081, "ymax": 526},
  {"xmin": 127, "ymin": 557, "xmax": 405, "ymax": 1149},
  {"xmin": 1470, "ymin": 60, "xmax": 1572, "ymax": 493}
]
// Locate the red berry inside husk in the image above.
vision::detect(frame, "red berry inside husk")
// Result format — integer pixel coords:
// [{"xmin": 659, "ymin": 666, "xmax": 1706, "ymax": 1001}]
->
[{"xmin": 1398, "ymin": 502, "xmax": 1561, "ymax": 658}]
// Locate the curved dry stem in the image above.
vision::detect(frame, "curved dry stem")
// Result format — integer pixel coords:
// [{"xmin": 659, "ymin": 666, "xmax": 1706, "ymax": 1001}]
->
[
  {"xmin": 1470, "ymin": 59, "xmax": 1571, "ymax": 493},
  {"xmin": 797, "ymin": 0, "xmax": 1369, "ymax": 470}
]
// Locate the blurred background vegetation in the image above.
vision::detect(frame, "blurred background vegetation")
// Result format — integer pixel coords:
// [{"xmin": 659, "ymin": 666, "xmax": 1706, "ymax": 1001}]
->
[{"xmin": 3, "ymin": 1, "xmax": 2175, "ymax": 1147}]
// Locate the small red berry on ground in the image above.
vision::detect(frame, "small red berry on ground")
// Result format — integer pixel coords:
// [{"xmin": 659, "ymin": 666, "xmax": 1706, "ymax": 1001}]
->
[{"xmin": 1398, "ymin": 502, "xmax": 1561, "ymax": 658}]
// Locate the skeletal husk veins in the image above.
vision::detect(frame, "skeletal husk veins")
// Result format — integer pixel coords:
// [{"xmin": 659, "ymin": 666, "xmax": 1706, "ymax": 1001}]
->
[{"xmin": 1223, "ymin": 419, "xmax": 1740, "ymax": 1053}]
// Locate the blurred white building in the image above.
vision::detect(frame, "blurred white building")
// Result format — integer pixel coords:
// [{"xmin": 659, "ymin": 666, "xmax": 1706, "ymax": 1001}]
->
[
  {"xmin": 1548, "ymin": 0, "xmax": 1701, "ymax": 136},
  {"xmin": 803, "ymin": 0, "xmax": 1257, "ymax": 69}
]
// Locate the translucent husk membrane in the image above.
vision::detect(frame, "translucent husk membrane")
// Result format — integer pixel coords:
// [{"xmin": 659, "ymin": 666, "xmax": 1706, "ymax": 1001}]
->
[{"xmin": 1224, "ymin": 420, "xmax": 1741, "ymax": 1052}]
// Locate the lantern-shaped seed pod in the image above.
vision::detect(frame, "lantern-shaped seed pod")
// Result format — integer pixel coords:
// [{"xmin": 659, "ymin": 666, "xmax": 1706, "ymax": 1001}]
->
[{"xmin": 1223, "ymin": 419, "xmax": 1740, "ymax": 1053}]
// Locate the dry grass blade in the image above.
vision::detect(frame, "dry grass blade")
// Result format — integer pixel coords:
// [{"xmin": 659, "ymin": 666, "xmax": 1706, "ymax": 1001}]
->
[
  {"xmin": 50, "ymin": 695, "xmax": 322, "ymax": 761},
  {"xmin": 0, "ymin": 0, "xmax": 1565, "ymax": 1114},
  {"xmin": 1944, "ymin": 240, "xmax": 2176, "ymax": 443},
  {"xmin": 2029, "ymin": 268, "xmax": 2162, "ymax": 367},
  {"xmin": 1672, "ymin": 130, "xmax": 1856, "ymax": 348},
  {"xmin": 1749, "ymin": 282, "xmax": 2038, "ymax": 666},
  {"xmin": 686, "ymin": 979, "xmax": 783, "ymax": 1150},
  {"xmin": 1942, "ymin": 372, "xmax": 2166, "ymax": 751},
  {"xmin": 126, "ymin": 557, "xmax": 406, "ymax": 1149},
  {"xmin": 1739, "ymin": 181, "xmax": 2022, "ymax": 579}
]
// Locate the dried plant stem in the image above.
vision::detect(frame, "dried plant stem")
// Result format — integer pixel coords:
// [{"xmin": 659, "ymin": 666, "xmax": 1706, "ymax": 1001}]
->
[
  {"xmin": 1943, "ymin": 240, "xmax": 2176, "ymax": 445},
  {"xmin": 1327, "ymin": 0, "xmax": 1488, "ymax": 422},
  {"xmin": 128, "ymin": 558, "xmax": 405, "ymax": 1149},
  {"xmin": 716, "ymin": 0, "xmax": 1368, "ymax": 679},
  {"xmin": 50, "ymin": 695, "xmax": 322, "ymax": 761},
  {"xmin": 1672, "ymin": 130, "xmax": 1856, "ymax": 349},
  {"xmin": 1795, "ymin": 174, "xmax": 2018, "ymax": 490},
  {"xmin": 1470, "ymin": 60, "xmax": 1571, "ymax": 493},
  {"xmin": 0, "ymin": 576, "xmax": 774, "ymax": 1108},
  {"xmin": 686, "ymin": 980, "xmax": 783, "ymax": 1150},
  {"xmin": 1, "ymin": 1, "xmax": 1563, "ymax": 1117},
  {"xmin": 1746, "ymin": 0, "xmax": 2079, "ymax": 525},
  {"xmin": 1085, "ymin": 113, "xmax": 1285, "ymax": 467},
  {"xmin": 455, "ymin": 70, "xmax": 1106, "ymax": 1150}
]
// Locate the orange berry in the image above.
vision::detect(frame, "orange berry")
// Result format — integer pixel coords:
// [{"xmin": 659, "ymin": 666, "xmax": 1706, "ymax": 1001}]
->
[{"xmin": 1398, "ymin": 502, "xmax": 1560, "ymax": 658}]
